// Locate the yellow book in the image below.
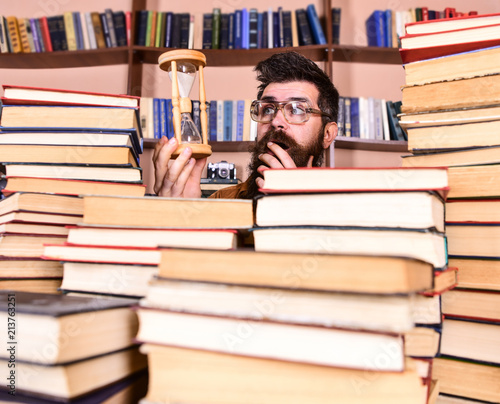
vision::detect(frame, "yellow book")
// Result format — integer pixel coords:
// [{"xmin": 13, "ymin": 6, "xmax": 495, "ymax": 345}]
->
[
  {"xmin": 18, "ymin": 18, "xmax": 31, "ymax": 52},
  {"xmin": 6, "ymin": 16, "xmax": 22, "ymax": 53},
  {"xmin": 64, "ymin": 11, "xmax": 77, "ymax": 50}
]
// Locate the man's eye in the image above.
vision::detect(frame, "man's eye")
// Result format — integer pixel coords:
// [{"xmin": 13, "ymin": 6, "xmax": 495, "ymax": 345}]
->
[
  {"xmin": 289, "ymin": 105, "xmax": 306, "ymax": 115},
  {"xmin": 262, "ymin": 105, "xmax": 276, "ymax": 115}
]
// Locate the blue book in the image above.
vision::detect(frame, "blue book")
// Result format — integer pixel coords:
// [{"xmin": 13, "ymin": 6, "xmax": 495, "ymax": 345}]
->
[
  {"xmin": 241, "ymin": 8, "xmax": 249, "ymax": 49},
  {"xmin": 209, "ymin": 100, "xmax": 218, "ymax": 142},
  {"xmin": 257, "ymin": 12, "xmax": 263, "ymax": 48},
  {"xmin": 227, "ymin": 13, "xmax": 235, "ymax": 49},
  {"xmin": 261, "ymin": 12, "xmax": 268, "ymax": 49},
  {"xmin": 164, "ymin": 12, "xmax": 173, "ymax": 47},
  {"xmin": 384, "ymin": 10, "xmax": 392, "ymax": 48},
  {"xmin": 160, "ymin": 98, "xmax": 168, "ymax": 139},
  {"xmin": 135, "ymin": 10, "xmax": 148, "ymax": 46},
  {"xmin": 306, "ymin": 4, "xmax": 326, "ymax": 45},
  {"xmin": 153, "ymin": 98, "xmax": 161, "ymax": 139},
  {"xmin": 236, "ymin": 100, "xmax": 245, "ymax": 141},
  {"xmin": 219, "ymin": 13, "xmax": 229, "ymax": 49},
  {"xmin": 233, "ymin": 10, "xmax": 242, "ymax": 49},
  {"xmin": 166, "ymin": 99, "xmax": 174, "ymax": 139},
  {"xmin": 223, "ymin": 100, "xmax": 233, "ymax": 141},
  {"xmin": 273, "ymin": 11, "xmax": 280, "ymax": 48},
  {"xmin": 350, "ymin": 97, "xmax": 360, "ymax": 138},
  {"xmin": 202, "ymin": 13, "xmax": 213, "ymax": 49},
  {"xmin": 282, "ymin": 10, "xmax": 293, "ymax": 47},
  {"xmin": 365, "ymin": 10, "xmax": 384, "ymax": 47},
  {"xmin": 72, "ymin": 12, "xmax": 84, "ymax": 50}
]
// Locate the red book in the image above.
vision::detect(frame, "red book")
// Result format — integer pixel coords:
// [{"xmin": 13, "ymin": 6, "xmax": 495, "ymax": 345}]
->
[
  {"xmin": 405, "ymin": 12, "xmax": 500, "ymax": 35},
  {"xmin": 38, "ymin": 16, "xmax": 53, "ymax": 52}
]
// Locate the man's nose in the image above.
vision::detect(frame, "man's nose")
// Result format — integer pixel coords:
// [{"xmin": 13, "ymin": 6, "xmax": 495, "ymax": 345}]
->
[{"xmin": 271, "ymin": 107, "xmax": 288, "ymax": 129}]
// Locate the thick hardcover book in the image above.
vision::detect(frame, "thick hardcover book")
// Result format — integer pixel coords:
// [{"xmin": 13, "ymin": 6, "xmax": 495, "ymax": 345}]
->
[
  {"xmin": 202, "ymin": 13, "xmax": 213, "ymax": 49},
  {"xmin": 241, "ymin": 8, "xmax": 249, "ymax": 49},
  {"xmin": 386, "ymin": 100, "xmax": 406, "ymax": 141},
  {"xmin": 233, "ymin": 10, "xmax": 242, "ymax": 49},
  {"xmin": 135, "ymin": 10, "xmax": 148, "ymax": 46},
  {"xmin": 405, "ymin": 12, "xmax": 500, "ymax": 35},
  {"xmin": 248, "ymin": 8, "xmax": 258, "ymax": 49},
  {"xmin": 332, "ymin": 7, "xmax": 341, "ymax": 45},
  {"xmin": 136, "ymin": 308, "xmax": 406, "ymax": 371},
  {"xmin": 258, "ymin": 166, "xmax": 449, "ymax": 195},
  {"xmin": 38, "ymin": 17, "xmax": 53, "ymax": 52},
  {"xmin": 227, "ymin": 13, "xmax": 235, "ymax": 49},
  {"xmin": 164, "ymin": 12, "xmax": 173, "ymax": 47},
  {"xmin": 72, "ymin": 12, "xmax": 84, "ymax": 50},
  {"xmin": 99, "ymin": 12, "xmax": 111, "ymax": 47},
  {"xmin": 211, "ymin": 8, "xmax": 221, "ymax": 49},
  {"xmin": 223, "ymin": 100, "xmax": 232, "ymax": 141},
  {"xmin": 179, "ymin": 13, "xmax": 190, "ymax": 49},
  {"xmin": 91, "ymin": 11, "xmax": 106, "ymax": 48},
  {"xmin": 113, "ymin": 11, "xmax": 127, "ymax": 47},
  {"xmin": 141, "ymin": 344, "xmax": 427, "ymax": 404},
  {"xmin": 81, "ymin": 195, "xmax": 253, "ymax": 229},
  {"xmin": 170, "ymin": 13, "xmax": 182, "ymax": 48},
  {"xmin": 306, "ymin": 4, "xmax": 326, "ymax": 45},
  {"xmin": 350, "ymin": 97, "xmax": 360, "ymax": 138},
  {"xmin": 18, "ymin": 18, "xmax": 32, "ymax": 52},
  {"xmin": 46, "ymin": 15, "xmax": 67, "ymax": 51},
  {"xmin": 366, "ymin": 10, "xmax": 385, "ymax": 47},
  {"xmin": 282, "ymin": 10, "xmax": 293, "ymax": 47},
  {"xmin": 0, "ymin": 290, "xmax": 138, "ymax": 364},
  {"xmin": 6, "ymin": 16, "xmax": 22, "ymax": 53},
  {"xmin": 219, "ymin": 13, "xmax": 229, "ymax": 49},
  {"xmin": 252, "ymin": 226, "xmax": 447, "ymax": 269}
]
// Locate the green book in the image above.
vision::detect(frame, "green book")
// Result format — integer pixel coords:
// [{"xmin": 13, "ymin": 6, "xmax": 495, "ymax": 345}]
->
[{"xmin": 212, "ymin": 8, "xmax": 221, "ymax": 49}]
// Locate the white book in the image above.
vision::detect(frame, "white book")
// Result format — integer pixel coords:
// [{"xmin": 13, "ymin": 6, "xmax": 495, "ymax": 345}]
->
[
  {"xmin": 216, "ymin": 100, "xmax": 224, "ymax": 142},
  {"xmin": 231, "ymin": 100, "xmax": 238, "ymax": 141},
  {"xmin": 381, "ymin": 99, "xmax": 391, "ymax": 141},
  {"xmin": 267, "ymin": 8, "xmax": 274, "ymax": 48},
  {"xmin": 79, "ymin": 12, "xmax": 90, "ymax": 50},
  {"xmin": 85, "ymin": 12, "xmax": 97, "ymax": 49}
]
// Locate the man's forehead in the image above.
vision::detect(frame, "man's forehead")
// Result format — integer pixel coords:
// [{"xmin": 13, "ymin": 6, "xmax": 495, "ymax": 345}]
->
[{"xmin": 261, "ymin": 81, "xmax": 319, "ymax": 104}]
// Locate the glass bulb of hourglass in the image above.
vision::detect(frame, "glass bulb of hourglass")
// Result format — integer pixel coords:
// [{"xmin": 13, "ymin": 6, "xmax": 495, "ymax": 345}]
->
[
  {"xmin": 168, "ymin": 62, "xmax": 196, "ymax": 98},
  {"xmin": 180, "ymin": 112, "xmax": 202, "ymax": 144}
]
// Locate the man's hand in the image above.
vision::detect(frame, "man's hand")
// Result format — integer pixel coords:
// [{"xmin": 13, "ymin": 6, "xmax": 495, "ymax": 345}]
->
[
  {"xmin": 255, "ymin": 141, "xmax": 313, "ymax": 188},
  {"xmin": 153, "ymin": 137, "xmax": 206, "ymax": 198}
]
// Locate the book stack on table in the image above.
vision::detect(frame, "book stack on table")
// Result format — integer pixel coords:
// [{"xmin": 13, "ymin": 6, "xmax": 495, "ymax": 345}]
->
[
  {"xmin": 134, "ymin": 166, "xmax": 454, "ymax": 404},
  {"xmin": 398, "ymin": 13, "xmax": 500, "ymax": 404}
]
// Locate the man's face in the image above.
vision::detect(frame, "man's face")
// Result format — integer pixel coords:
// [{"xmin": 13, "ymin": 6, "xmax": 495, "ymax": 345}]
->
[{"xmin": 256, "ymin": 81, "xmax": 327, "ymax": 153}]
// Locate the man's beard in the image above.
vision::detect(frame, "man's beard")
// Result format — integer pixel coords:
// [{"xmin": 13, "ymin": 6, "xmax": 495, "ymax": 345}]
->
[{"xmin": 245, "ymin": 127, "xmax": 325, "ymax": 199}]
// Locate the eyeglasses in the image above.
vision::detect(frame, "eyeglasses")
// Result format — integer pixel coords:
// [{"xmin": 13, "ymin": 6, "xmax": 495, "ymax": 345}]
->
[{"xmin": 250, "ymin": 100, "xmax": 333, "ymax": 124}]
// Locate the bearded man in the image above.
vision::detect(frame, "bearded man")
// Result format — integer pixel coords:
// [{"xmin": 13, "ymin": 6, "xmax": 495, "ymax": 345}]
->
[{"xmin": 152, "ymin": 51, "xmax": 339, "ymax": 199}]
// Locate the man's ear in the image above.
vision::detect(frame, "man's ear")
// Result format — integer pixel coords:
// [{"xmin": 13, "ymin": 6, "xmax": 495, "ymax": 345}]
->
[{"xmin": 322, "ymin": 122, "xmax": 338, "ymax": 149}]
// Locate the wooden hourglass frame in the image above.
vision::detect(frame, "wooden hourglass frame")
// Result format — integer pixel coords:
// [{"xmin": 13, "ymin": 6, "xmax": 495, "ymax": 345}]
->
[{"xmin": 158, "ymin": 49, "xmax": 212, "ymax": 159}]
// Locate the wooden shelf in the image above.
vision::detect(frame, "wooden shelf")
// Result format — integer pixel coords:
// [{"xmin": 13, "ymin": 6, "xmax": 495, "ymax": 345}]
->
[
  {"xmin": 143, "ymin": 138, "xmax": 408, "ymax": 153},
  {"xmin": 0, "ymin": 48, "xmax": 129, "ymax": 69}
]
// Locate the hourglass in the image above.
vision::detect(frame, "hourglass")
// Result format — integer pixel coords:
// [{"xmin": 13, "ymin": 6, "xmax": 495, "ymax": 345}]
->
[{"xmin": 158, "ymin": 49, "xmax": 212, "ymax": 159}]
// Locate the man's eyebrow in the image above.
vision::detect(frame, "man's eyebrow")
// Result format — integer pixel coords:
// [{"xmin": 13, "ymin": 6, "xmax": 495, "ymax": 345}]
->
[{"xmin": 260, "ymin": 96, "xmax": 309, "ymax": 102}]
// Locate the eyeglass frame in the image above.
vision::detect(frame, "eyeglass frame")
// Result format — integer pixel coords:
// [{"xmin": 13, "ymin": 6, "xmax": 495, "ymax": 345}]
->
[{"xmin": 250, "ymin": 99, "xmax": 334, "ymax": 124}]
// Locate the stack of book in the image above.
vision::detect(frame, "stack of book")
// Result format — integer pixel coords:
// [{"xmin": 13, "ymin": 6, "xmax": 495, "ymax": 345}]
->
[
  {"xmin": 41, "ymin": 195, "xmax": 253, "ymax": 299},
  {"xmin": 0, "ymin": 8, "xmax": 130, "ymax": 54},
  {"xmin": 0, "ymin": 193, "xmax": 83, "ymax": 294},
  {"xmin": 398, "ymin": 13, "xmax": 500, "ymax": 403},
  {"xmin": 0, "ymin": 291, "xmax": 147, "ymax": 402},
  {"xmin": 134, "ymin": 166, "xmax": 454, "ymax": 403},
  {"xmin": 0, "ymin": 84, "xmax": 145, "ymax": 197}
]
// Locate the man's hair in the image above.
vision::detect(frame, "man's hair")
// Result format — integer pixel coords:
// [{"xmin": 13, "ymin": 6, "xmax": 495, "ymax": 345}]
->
[{"xmin": 254, "ymin": 51, "xmax": 339, "ymax": 126}]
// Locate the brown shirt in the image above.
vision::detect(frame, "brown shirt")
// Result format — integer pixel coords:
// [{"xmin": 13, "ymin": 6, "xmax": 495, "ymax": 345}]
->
[{"xmin": 208, "ymin": 179, "xmax": 251, "ymax": 199}]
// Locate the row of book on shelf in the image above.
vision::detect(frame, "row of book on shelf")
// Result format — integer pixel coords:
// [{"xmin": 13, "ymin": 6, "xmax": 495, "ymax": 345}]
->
[
  {"xmin": 0, "ymin": 8, "xmax": 129, "ymax": 53},
  {"xmin": 0, "ymin": 3, "xmax": 341, "ymax": 54},
  {"xmin": 396, "ymin": 11, "xmax": 500, "ymax": 403},
  {"xmin": 140, "ymin": 97, "xmax": 257, "ymax": 142},
  {"xmin": 365, "ymin": 6, "xmax": 480, "ymax": 48},
  {"xmin": 136, "ymin": 5, "xmax": 340, "ymax": 51},
  {"xmin": 337, "ymin": 96, "xmax": 406, "ymax": 141}
]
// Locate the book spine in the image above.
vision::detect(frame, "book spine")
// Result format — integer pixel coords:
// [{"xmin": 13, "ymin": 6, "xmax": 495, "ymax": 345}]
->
[
  {"xmin": 28, "ymin": 18, "xmax": 40, "ymax": 52},
  {"xmin": 223, "ymin": 100, "xmax": 233, "ymax": 141},
  {"xmin": 0, "ymin": 17, "xmax": 10, "ymax": 52},
  {"xmin": 344, "ymin": 97, "xmax": 351, "ymax": 137},
  {"xmin": 85, "ymin": 12, "xmax": 97, "ymax": 49},
  {"xmin": 202, "ymin": 13, "xmax": 213, "ymax": 49},
  {"xmin": 166, "ymin": 99, "xmax": 174, "ymax": 139},
  {"xmin": 227, "ymin": 13, "xmax": 234, "ymax": 49},
  {"xmin": 277, "ymin": 7, "xmax": 284, "ymax": 47},
  {"xmin": 212, "ymin": 8, "xmax": 221, "ymax": 49},
  {"xmin": 153, "ymin": 98, "xmax": 161, "ymax": 139},
  {"xmin": 233, "ymin": 10, "xmax": 242, "ymax": 49},
  {"xmin": 236, "ymin": 100, "xmax": 245, "ymax": 141},
  {"xmin": 73, "ymin": 11, "xmax": 84, "ymax": 50},
  {"xmin": 164, "ymin": 12, "xmax": 173, "ymax": 48},
  {"xmin": 135, "ymin": 10, "xmax": 148, "ymax": 46},
  {"xmin": 295, "ymin": 9, "xmax": 313, "ymax": 46},
  {"xmin": 267, "ymin": 8, "xmax": 273, "ymax": 48},
  {"xmin": 38, "ymin": 16, "xmax": 52, "ymax": 52},
  {"xmin": 18, "ymin": 18, "xmax": 31, "ymax": 52},
  {"xmin": 100, "ymin": 12, "xmax": 111, "ymax": 47},
  {"xmin": 170, "ymin": 13, "xmax": 181, "ymax": 49},
  {"xmin": 179, "ymin": 13, "xmax": 190, "ymax": 49},
  {"xmin": 64, "ymin": 11, "xmax": 77, "ymax": 50},
  {"xmin": 216, "ymin": 100, "xmax": 224, "ymax": 141},
  {"xmin": 306, "ymin": 4, "xmax": 326, "ymax": 45},
  {"xmin": 113, "ymin": 11, "xmax": 128, "ymax": 47},
  {"xmin": 105, "ymin": 8, "xmax": 117, "ymax": 47},
  {"xmin": 219, "ymin": 13, "xmax": 229, "ymax": 49},
  {"xmin": 331, "ymin": 7, "xmax": 341, "ymax": 45},
  {"xmin": 160, "ymin": 98, "xmax": 168, "ymax": 139},
  {"xmin": 248, "ymin": 8, "xmax": 258, "ymax": 49},
  {"xmin": 337, "ymin": 96, "xmax": 345, "ymax": 137},
  {"xmin": 91, "ymin": 12, "xmax": 106, "ymax": 48},
  {"xmin": 282, "ymin": 10, "xmax": 293, "ymax": 47},
  {"xmin": 209, "ymin": 100, "xmax": 218, "ymax": 142},
  {"xmin": 241, "ymin": 8, "xmax": 249, "ymax": 49}
]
